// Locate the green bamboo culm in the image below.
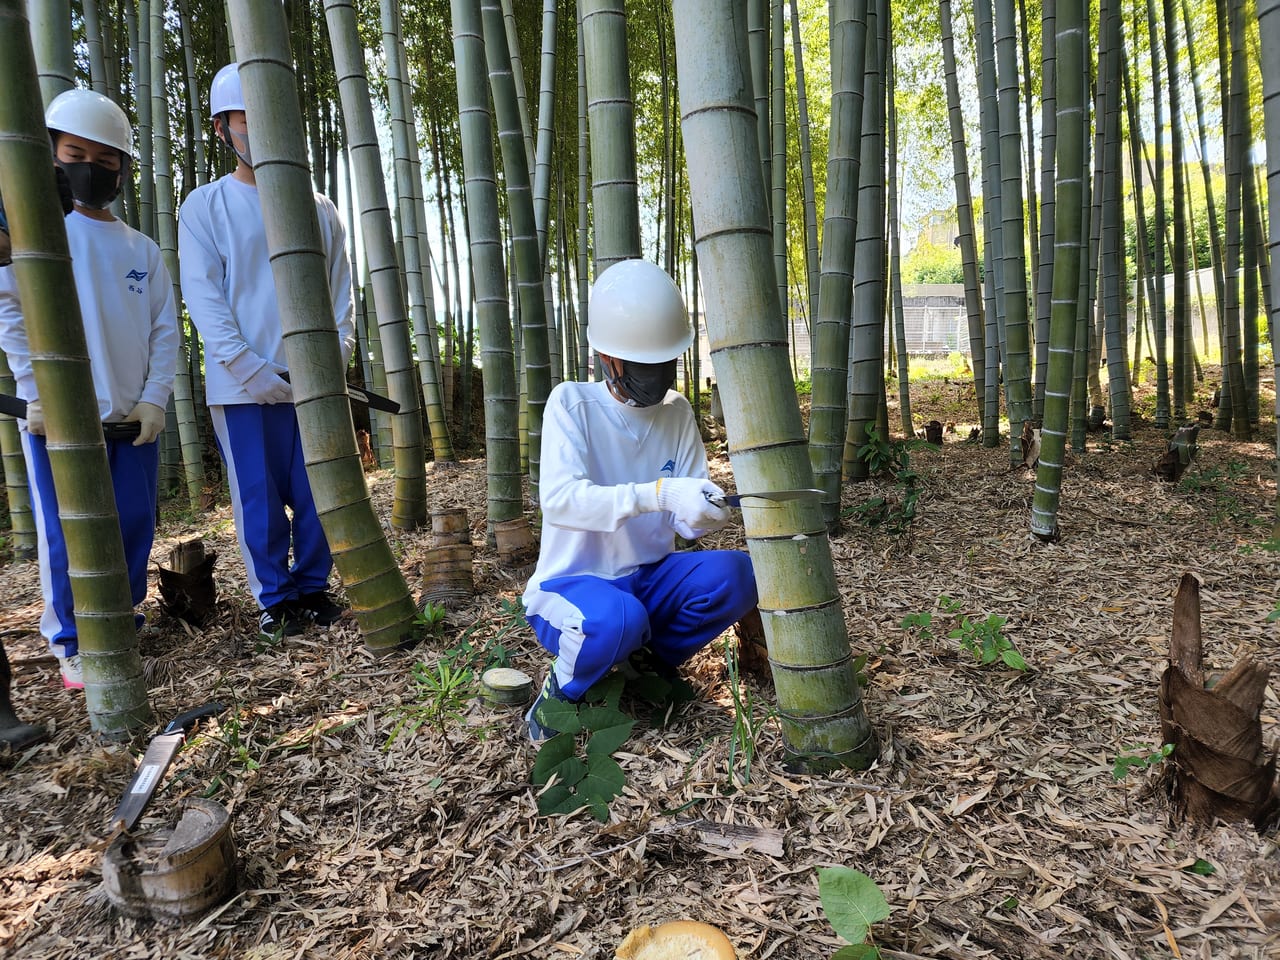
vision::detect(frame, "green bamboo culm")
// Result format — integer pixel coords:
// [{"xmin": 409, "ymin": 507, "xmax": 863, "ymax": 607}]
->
[
  {"xmin": 225, "ymin": 1, "xmax": 420, "ymax": 653},
  {"xmin": 580, "ymin": 0, "xmax": 641, "ymax": 272},
  {"xmin": 1261, "ymin": 0, "xmax": 1280, "ymax": 537},
  {"xmin": 450, "ymin": 0, "xmax": 522, "ymax": 525},
  {"xmin": 0, "ymin": 348, "xmax": 37, "ymax": 559},
  {"xmin": 150, "ymin": 0, "xmax": 207, "ymax": 511},
  {"xmin": 27, "ymin": 0, "xmax": 74, "ymax": 104},
  {"xmin": 324, "ymin": 0, "xmax": 429, "ymax": 531},
  {"xmin": 1030, "ymin": 0, "xmax": 1086, "ymax": 541},
  {"xmin": 672, "ymin": 0, "xmax": 877, "ymax": 771},
  {"xmin": 481, "ymin": 0, "xmax": 551, "ymax": 505},
  {"xmin": 0, "ymin": 0, "xmax": 151, "ymax": 737},
  {"xmin": 807, "ymin": 0, "xmax": 868, "ymax": 525}
]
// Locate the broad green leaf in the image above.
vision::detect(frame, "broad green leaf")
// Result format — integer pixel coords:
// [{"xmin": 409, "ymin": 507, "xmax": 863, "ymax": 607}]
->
[
  {"xmin": 531, "ymin": 736, "xmax": 587, "ymax": 786},
  {"xmin": 536, "ymin": 782, "xmax": 587, "ymax": 817},
  {"xmin": 579, "ymin": 753, "xmax": 626, "ymax": 807},
  {"xmin": 818, "ymin": 867, "xmax": 891, "ymax": 944},
  {"xmin": 586, "ymin": 715, "xmax": 636, "ymax": 757},
  {"xmin": 626, "ymin": 674, "xmax": 673, "ymax": 703},
  {"xmin": 1184, "ymin": 858, "xmax": 1216, "ymax": 876},
  {"xmin": 1001, "ymin": 648, "xmax": 1027, "ymax": 670},
  {"xmin": 832, "ymin": 945, "xmax": 880, "ymax": 960},
  {"xmin": 538, "ymin": 698, "xmax": 582, "ymax": 735},
  {"xmin": 583, "ymin": 673, "xmax": 626, "ymax": 707}
]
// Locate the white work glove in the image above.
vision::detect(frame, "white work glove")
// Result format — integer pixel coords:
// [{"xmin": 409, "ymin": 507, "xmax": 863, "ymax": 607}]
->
[
  {"xmin": 655, "ymin": 476, "xmax": 730, "ymax": 539},
  {"xmin": 242, "ymin": 362, "xmax": 293, "ymax": 405},
  {"xmin": 24, "ymin": 399, "xmax": 44, "ymax": 436},
  {"xmin": 124, "ymin": 401, "xmax": 166, "ymax": 445}
]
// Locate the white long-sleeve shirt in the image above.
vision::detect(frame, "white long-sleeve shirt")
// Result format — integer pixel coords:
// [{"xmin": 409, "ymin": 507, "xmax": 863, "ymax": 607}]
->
[
  {"xmin": 523, "ymin": 380, "xmax": 710, "ymax": 599},
  {"xmin": 177, "ymin": 176, "xmax": 355, "ymax": 405},
  {"xmin": 0, "ymin": 211, "xmax": 178, "ymax": 419}
]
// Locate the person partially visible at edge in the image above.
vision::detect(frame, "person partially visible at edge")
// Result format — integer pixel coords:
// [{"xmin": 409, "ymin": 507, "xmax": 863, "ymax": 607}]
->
[
  {"xmin": 178, "ymin": 63, "xmax": 355, "ymax": 643},
  {"xmin": 0, "ymin": 90, "xmax": 178, "ymax": 691},
  {"xmin": 521, "ymin": 259, "xmax": 760, "ymax": 743}
]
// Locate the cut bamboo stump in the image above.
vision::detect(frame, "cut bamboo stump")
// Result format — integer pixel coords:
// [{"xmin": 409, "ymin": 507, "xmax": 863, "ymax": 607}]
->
[
  {"xmin": 430, "ymin": 506, "xmax": 471, "ymax": 547},
  {"xmin": 1159, "ymin": 573, "xmax": 1280, "ymax": 831},
  {"xmin": 493, "ymin": 517, "xmax": 538, "ymax": 580},
  {"xmin": 102, "ymin": 798, "xmax": 236, "ymax": 923},
  {"xmin": 156, "ymin": 539, "xmax": 218, "ymax": 626},
  {"xmin": 419, "ymin": 542, "xmax": 474, "ymax": 609}
]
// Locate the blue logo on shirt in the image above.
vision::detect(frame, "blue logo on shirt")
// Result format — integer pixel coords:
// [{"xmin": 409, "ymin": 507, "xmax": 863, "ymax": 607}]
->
[
  {"xmin": 659, "ymin": 459, "xmax": 676, "ymax": 477},
  {"xmin": 125, "ymin": 269, "xmax": 147, "ymax": 281}
]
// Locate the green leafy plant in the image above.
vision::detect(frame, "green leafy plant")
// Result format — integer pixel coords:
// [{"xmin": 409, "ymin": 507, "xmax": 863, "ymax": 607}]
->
[
  {"xmin": 531, "ymin": 674, "xmax": 635, "ymax": 821},
  {"xmin": 818, "ymin": 866, "xmax": 892, "ymax": 959},
  {"xmin": 1112, "ymin": 743, "xmax": 1174, "ymax": 780},
  {"xmin": 722, "ymin": 638, "xmax": 774, "ymax": 788},
  {"xmin": 1183, "ymin": 858, "xmax": 1216, "ymax": 876},
  {"xmin": 846, "ymin": 425, "xmax": 924, "ymax": 543},
  {"xmin": 951, "ymin": 613, "xmax": 1027, "ymax": 671},
  {"xmin": 901, "ymin": 596, "xmax": 1027, "ymax": 671},
  {"xmin": 414, "ymin": 600, "xmax": 449, "ymax": 636},
  {"xmin": 1267, "ymin": 602, "xmax": 1280, "ymax": 624}
]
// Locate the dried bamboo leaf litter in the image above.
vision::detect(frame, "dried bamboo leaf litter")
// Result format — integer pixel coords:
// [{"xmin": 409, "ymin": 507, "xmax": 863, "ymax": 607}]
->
[{"xmin": 0, "ymin": 420, "xmax": 1277, "ymax": 959}]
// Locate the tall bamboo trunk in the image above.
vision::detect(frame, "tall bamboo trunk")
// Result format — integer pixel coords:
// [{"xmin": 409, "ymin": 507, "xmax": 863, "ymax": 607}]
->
[
  {"xmin": 482, "ymin": 0, "xmax": 552, "ymax": 504},
  {"xmin": 673, "ymin": 0, "xmax": 876, "ymax": 771},
  {"xmin": 152, "ymin": 0, "xmax": 207, "ymax": 511},
  {"xmin": 1259, "ymin": 0, "xmax": 1280, "ymax": 536},
  {"xmin": 1145, "ymin": 0, "xmax": 1171, "ymax": 427},
  {"xmin": 324, "ymin": 0, "xmax": 428, "ymax": 529},
  {"xmin": 0, "ymin": 0, "xmax": 151, "ymax": 736},
  {"xmin": 940, "ymin": 0, "xmax": 987, "ymax": 426},
  {"xmin": 226, "ymin": 1, "xmax": 421, "ymax": 652},
  {"xmin": 995, "ymin": 0, "xmax": 1034, "ymax": 457},
  {"xmin": 0, "ymin": 349, "xmax": 36, "ymax": 558},
  {"xmin": 1032, "ymin": 0, "xmax": 1085, "ymax": 542},
  {"xmin": 1034, "ymin": 0, "xmax": 1057, "ymax": 419},
  {"xmin": 976, "ymin": 0, "xmax": 1006, "ymax": 446},
  {"xmin": 806, "ymin": 0, "xmax": 867, "ymax": 524},
  {"xmin": 1097, "ymin": 0, "xmax": 1130, "ymax": 437},
  {"xmin": 1219, "ymin": 0, "xmax": 1251, "ymax": 439},
  {"xmin": 790, "ymin": 0, "xmax": 819, "ymax": 325},
  {"xmin": 1164, "ymin": 0, "xmax": 1189, "ymax": 421},
  {"xmin": 451, "ymin": 0, "xmax": 522, "ymax": 525},
  {"xmin": 845, "ymin": 4, "xmax": 885, "ymax": 482},
  {"xmin": 886, "ymin": 29, "xmax": 911, "ymax": 436},
  {"xmin": 580, "ymin": 0, "xmax": 641, "ymax": 272}
]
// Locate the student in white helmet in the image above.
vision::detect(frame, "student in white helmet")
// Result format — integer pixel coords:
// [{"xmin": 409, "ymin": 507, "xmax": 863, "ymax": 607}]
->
[
  {"xmin": 0, "ymin": 89, "xmax": 178, "ymax": 690},
  {"xmin": 178, "ymin": 63, "xmax": 355, "ymax": 642},
  {"xmin": 522, "ymin": 259, "xmax": 759, "ymax": 742}
]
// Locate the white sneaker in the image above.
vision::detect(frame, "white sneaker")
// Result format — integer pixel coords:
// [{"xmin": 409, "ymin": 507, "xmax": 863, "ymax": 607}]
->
[{"xmin": 57, "ymin": 653, "xmax": 84, "ymax": 690}]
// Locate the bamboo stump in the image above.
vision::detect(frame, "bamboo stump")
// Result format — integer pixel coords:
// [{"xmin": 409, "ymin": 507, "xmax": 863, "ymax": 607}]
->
[
  {"xmin": 419, "ymin": 542, "xmax": 474, "ymax": 609},
  {"xmin": 493, "ymin": 517, "xmax": 538, "ymax": 580},
  {"xmin": 157, "ymin": 540, "xmax": 218, "ymax": 626},
  {"xmin": 1159, "ymin": 573, "xmax": 1280, "ymax": 831},
  {"xmin": 430, "ymin": 506, "xmax": 471, "ymax": 547},
  {"xmin": 0, "ymin": 639, "xmax": 47, "ymax": 751}
]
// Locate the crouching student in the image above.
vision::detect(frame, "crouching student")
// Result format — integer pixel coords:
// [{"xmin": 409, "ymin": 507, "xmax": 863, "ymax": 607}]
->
[
  {"xmin": 522, "ymin": 259, "xmax": 760, "ymax": 742},
  {"xmin": 0, "ymin": 90, "xmax": 177, "ymax": 689}
]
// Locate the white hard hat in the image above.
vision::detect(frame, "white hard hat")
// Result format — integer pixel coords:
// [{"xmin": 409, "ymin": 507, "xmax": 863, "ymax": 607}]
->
[
  {"xmin": 45, "ymin": 89, "xmax": 133, "ymax": 157},
  {"xmin": 587, "ymin": 260, "xmax": 693, "ymax": 363},
  {"xmin": 209, "ymin": 63, "xmax": 245, "ymax": 118}
]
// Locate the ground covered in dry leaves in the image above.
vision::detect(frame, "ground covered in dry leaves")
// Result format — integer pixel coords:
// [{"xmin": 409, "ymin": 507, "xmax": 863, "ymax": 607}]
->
[{"xmin": 1, "ymin": 396, "xmax": 1278, "ymax": 959}]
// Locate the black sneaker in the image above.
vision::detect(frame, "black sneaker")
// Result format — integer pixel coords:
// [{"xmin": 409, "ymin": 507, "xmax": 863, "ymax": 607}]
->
[
  {"xmin": 295, "ymin": 591, "xmax": 347, "ymax": 627},
  {"xmin": 259, "ymin": 602, "xmax": 309, "ymax": 641},
  {"xmin": 525, "ymin": 670, "xmax": 570, "ymax": 743}
]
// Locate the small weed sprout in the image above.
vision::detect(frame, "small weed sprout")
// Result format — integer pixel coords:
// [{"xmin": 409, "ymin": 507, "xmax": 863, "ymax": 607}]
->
[
  {"xmin": 1112, "ymin": 743, "xmax": 1174, "ymax": 780},
  {"xmin": 901, "ymin": 596, "xmax": 1027, "ymax": 671},
  {"xmin": 723, "ymin": 637, "xmax": 773, "ymax": 789}
]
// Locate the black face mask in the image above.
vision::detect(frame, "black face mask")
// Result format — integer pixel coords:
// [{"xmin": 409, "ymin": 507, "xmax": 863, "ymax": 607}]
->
[
  {"xmin": 55, "ymin": 159, "xmax": 123, "ymax": 210},
  {"xmin": 612, "ymin": 359, "xmax": 677, "ymax": 407}
]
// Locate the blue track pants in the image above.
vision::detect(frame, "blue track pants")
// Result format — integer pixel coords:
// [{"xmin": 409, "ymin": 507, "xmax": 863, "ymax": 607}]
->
[
  {"xmin": 23, "ymin": 430, "xmax": 159, "ymax": 656},
  {"xmin": 524, "ymin": 550, "xmax": 758, "ymax": 700},
  {"xmin": 210, "ymin": 404, "xmax": 331, "ymax": 610}
]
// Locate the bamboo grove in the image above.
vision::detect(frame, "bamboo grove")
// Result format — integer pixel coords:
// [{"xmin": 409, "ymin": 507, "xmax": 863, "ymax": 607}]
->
[{"xmin": 0, "ymin": 0, "xmax": 1275, "ymax": 745}]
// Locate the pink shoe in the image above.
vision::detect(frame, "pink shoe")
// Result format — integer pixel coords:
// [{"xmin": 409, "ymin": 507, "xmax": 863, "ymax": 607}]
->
[{"xmin": 57, "ymin": 653, "xmax": 84, "ymax": 690}]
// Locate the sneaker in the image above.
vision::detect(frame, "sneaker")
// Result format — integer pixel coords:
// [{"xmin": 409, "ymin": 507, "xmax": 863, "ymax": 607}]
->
[
  {"xmin": 57, "ymin": 653, "xmax": 84, "ymax": 690},
  {"xmin": 525, "ymin": 670, "xmax": 570, "ymax": 743},
  {"xmin": 295, "ymin": 591, "xmax": 347, "ymax": 628},
  {"xmin": 259, "ymin": 602, "xmax": 309, "ymax": 641}
]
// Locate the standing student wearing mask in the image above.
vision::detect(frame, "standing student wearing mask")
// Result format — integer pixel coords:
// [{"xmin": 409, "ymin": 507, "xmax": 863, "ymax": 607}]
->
[
  {"xmin": 522, "ymin": 259, "xmax": 760, "ymax": 742},
  {"xmin": 0, "ymin": 90, "xmax": 178, "ymax": 689},
  {"xmin": 178, "ymin": 63, "xmax": 355, "ymax": 642}
]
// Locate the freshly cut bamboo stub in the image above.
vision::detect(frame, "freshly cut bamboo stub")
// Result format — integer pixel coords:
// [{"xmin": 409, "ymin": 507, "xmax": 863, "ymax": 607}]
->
[
  {"xmin": 615, "ymin": 920, "xmax": 736, "ymax": 959},
  {"xmin": 480, "ymin": 667, "xmax": 534, "ymax": 705}
]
